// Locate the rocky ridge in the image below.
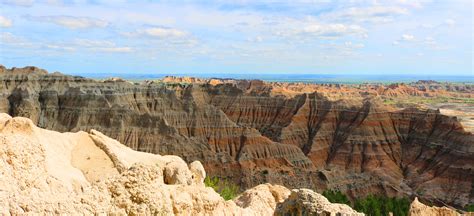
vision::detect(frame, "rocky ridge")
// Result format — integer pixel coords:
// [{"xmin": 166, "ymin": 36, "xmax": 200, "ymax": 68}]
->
[
  {"xmin": 1, "ymin": 66, "xmax": 473, "ymax": 207},
  {"xmin": 161, "ymin": 75, "xmax": 473, "ymax": 99}
]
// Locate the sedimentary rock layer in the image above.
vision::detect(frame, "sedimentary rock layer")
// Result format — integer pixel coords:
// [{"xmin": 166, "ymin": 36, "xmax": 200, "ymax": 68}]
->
[
  {"xmin": 0, "ymin": 113, "xmax": 364, "ymax": 215},
  {"xmin": 1, "ymin": 66, "xmax": 473, "ymax": 207}
]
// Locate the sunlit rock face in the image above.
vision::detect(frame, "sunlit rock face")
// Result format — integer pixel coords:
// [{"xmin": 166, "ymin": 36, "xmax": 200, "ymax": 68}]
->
[{"xmin": 1, "ymin": 65, "xmax": 473, "ymax": 207}]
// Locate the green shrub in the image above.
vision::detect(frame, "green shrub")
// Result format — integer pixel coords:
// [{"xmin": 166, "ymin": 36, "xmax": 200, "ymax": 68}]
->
[
  {"xmin": 354, "ymin": 195, "xmax": 410, "ymax": 216},
  {"xmin": 204, "ymin": 176, "xmax": 239, "ymax": 201},
  {"xmin": 204, "ymin": 176, "xmax": 219, "ymax": 190},
  {"xmin": 321, "ymin": 190, "xmax": 410, "ymax": 216},
  {"xmin": 466, "ymin": 204, "xmax": 474, "ymax": 212},
  {"xmin": 220, "ymin": 182, "xmax": 239, "ymax": 201},
  {"xmin": 322, "ymin": 190, "xmax": 350, "ymax": 205}
]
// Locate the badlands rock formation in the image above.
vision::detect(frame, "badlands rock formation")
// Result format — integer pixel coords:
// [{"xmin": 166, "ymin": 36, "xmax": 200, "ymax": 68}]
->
[
  {"xmin": 1, "ymin": 66, "xmax": 473, "ymax": 207},
  {"xmin": 0, "ymin": 113, "xmax": 364, "ymax": 215}
]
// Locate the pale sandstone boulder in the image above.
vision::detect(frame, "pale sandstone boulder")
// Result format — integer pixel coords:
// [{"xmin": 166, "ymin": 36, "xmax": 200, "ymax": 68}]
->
[
  {"xmin": 234, "ymin": 184, "xmax": 291, "ymax": 215},
  {"xmin": 163, "ymin": 161, "xmax": 194, "ymax": 185},
  {"xmin": 408, "ymin": 197, "xmax": 471, "ymax": 216},
  {"xmin": 189, "ymin": 160, "xmax": 206, "ymax": 185},
  {"xmin": 275, "ymin": 189, "xmax": 364, "ymax": 216}
]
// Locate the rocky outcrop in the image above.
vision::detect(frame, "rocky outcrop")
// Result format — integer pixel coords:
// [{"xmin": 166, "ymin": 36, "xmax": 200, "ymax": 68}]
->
[
  {"xmin": 1, "ymin": 66, "xmax": 473, "ymax": 207},
  {"xmin": 0, "ymin": 113, "xmax": 364, "ymax": 215},
  {"xmin": 275, "ymin": 189, "xmax": 363, "ymax": 216},
  {"xmin": 408, "ymin": 198, "xmax": 470, "ymax": 216}
]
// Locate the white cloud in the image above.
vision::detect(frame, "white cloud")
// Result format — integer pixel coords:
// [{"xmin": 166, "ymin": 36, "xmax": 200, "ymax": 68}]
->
[
  {"xmin": 122, "ymin": 27, "xmax": 197, "ymax": 47},
  {"xmin": 272, "ymin": 17, "xmax": 368, "ymax": 42},
  {"xmin": 43, "ymin": 0, "xmax": 66, "ymax": 5},
  {"xmin": 1, "ymin": 32, "xmax": 21, "ymax": 43},
  {"xmin": 401, "ymin": 34, "xmax": 415, "ymax": 41},
  {"xmin": 423, "ymin": 36, "xmax": 436, "ymax": 45},
  {"xmin": 1, "ymin": 0, "xmax": 109, "ymax": 6},
  {"xmin": 300, "ymin": 23, "xmax": 367, "ymax": 38},
  {"xmin": 128, "ymin": 27, "xmax": 188, "ymax": 38},
  {"xmin": 0, "ymin": 32, "xmax": 34, "ymax": 48},
  {"xmin": 393, "ymin": 34, "xmax": 450, "ymax": 50},
  {"xmin": 94, "ymin": 47, "xmax": 133, "ymax": 53},
  {"xmin": 44, "ymin": 44, "xmax": 75, "ymax": 51},
  {"xmin": 70, "ymin": 39, "xmax": 132, "ymax": 52},
  {"xmin": 1, "ymin": 33, "xmax": 132, "ymax": 53},
  {"xmin": 344, "ymin": 41, "xmax": 365, "ymax": 49},
  {"xmin": 1, "ymin": 0, "xmax": 33, "ymax": 6},
  {"xmin": 419, "ymin": 18, "xmax": 457, "ymax": 30},
  {"xmin": 45, "ymin": 41, "xmax": 132, "ymax": 53},
  {"xmin": 393, "ymin": 0, "xmax": 425, "ymax": 8},
  {"xmin": 247, "ymin": 36, "xmax": 263, "ymax": 43},
  {"xmin": 321, "ymin": 6, "xmax": 408, "ymax": 23},
  {"xmin": 421, "ymin": 37, "xmax": 449, "ymax": 50},
  {"xmin": 444, "ymin": 19, "xmax": 455, "ymax": 26},
  {"xmin": 0, "ymin": 32, "xmax": 26, "ymax": 45},
  {"xmin": 321, "ymin": 41, "xmax": 365, "ymax": 57},
  {"xmin": 392, "ymin": 34, "xmax": 415, "ymax": 46},
  {"xmin": 419, "ymin": 23, "xmax": 435, "ymax": 29},
  {"xmin": 0, "ymin": 15, "xmax": 12, "ymax": 27},
  {"xmin": 27, "ymin": 15, "xmax": 108, "ymax": 29},
  {"xmin": 73, "ymin": 39, "xmax": 115, "ymax": 47}
]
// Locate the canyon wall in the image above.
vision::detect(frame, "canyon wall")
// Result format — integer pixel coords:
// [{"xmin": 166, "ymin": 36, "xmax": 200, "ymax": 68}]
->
[
  {"xmin": 1, "ymin": 66, "xmax": 473, "ymax": 207},
  {"xmin": 0, "ymin": 113, "xmax": 365, "ymax": 215}
]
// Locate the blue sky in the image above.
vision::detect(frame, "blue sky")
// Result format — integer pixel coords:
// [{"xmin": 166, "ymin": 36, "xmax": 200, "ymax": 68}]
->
[{"xmin": 0, "ymin": 0, "xmax": 472, "ymax": 76}]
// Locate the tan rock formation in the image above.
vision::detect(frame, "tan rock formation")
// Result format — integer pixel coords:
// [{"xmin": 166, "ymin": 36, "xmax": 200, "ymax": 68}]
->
[
  {"xmin": 0, "ymin": 113, "xmax": 364, "ymax": 215},
  {"xmin": 408, "ymin": 198, "xmax": 472, "ymax": 216},
  {"xmin": 275, "ymin": 189, "xmax": 363, "ymax": 216}
]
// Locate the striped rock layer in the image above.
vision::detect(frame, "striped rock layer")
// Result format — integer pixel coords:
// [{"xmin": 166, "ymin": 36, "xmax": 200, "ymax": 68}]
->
[{"xmin": 1, "ymin": 66, "xmax": 473, "ymax": 207}]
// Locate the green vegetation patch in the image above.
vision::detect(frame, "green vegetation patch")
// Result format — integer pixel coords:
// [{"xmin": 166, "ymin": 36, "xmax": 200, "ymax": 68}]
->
[
  {"xmin": 322, "ymin": 190, "xmax": 411, "ymax": 216},
  {"xmin": 322, "ymin": 190, "xmax": 350, "ymax": 205},
  {"xmin": 465, "ymin": 204, "xmax": 474, "ymax": 212},
  {"xmin": 204, "ymin": 176, "xmax": 240, "ymax": 201},
  {"xmin": 354, "ymin": 195, "xmax": 410, "ymax": 216}
]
